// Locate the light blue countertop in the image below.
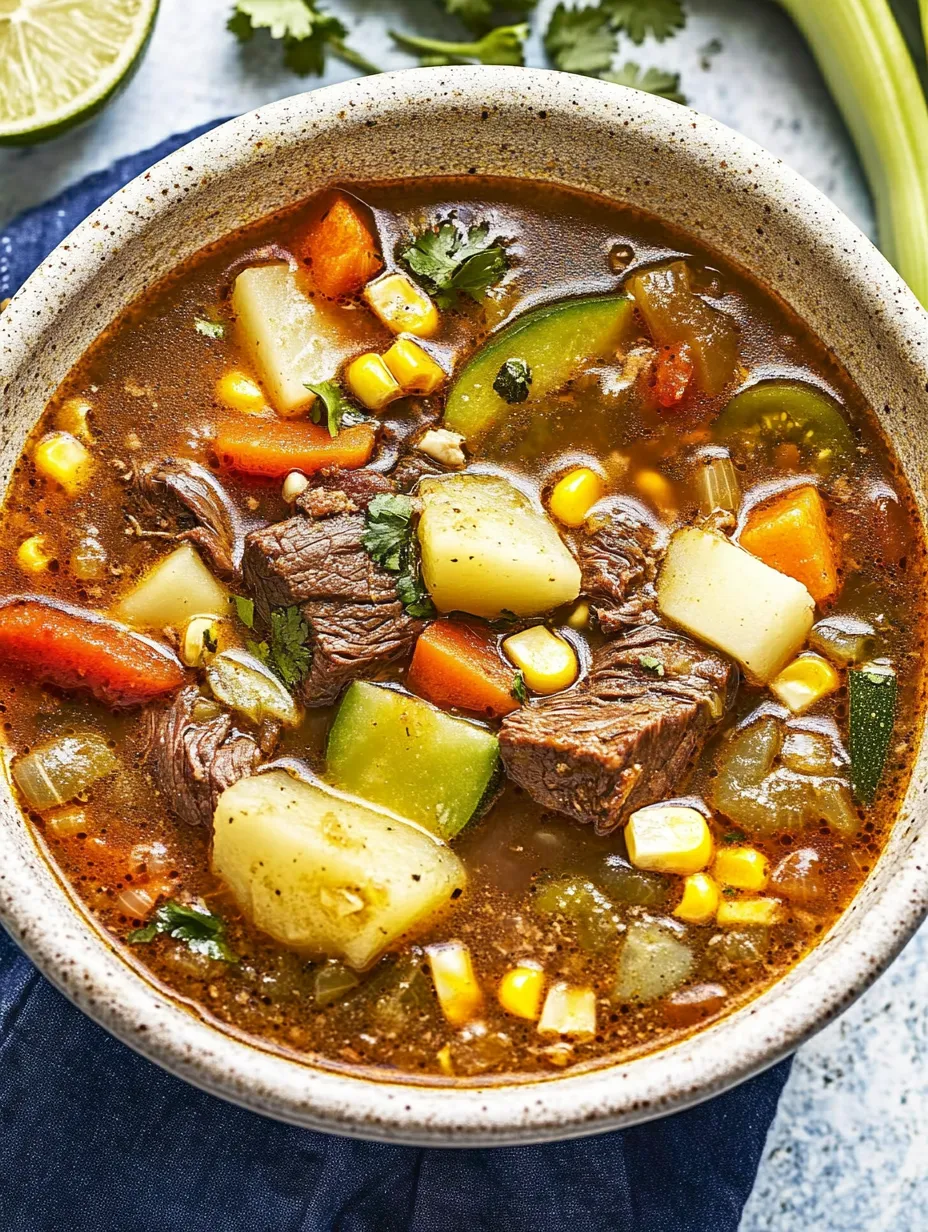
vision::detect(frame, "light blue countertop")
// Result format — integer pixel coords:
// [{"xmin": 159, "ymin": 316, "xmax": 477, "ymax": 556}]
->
[{"xmin": 2, "ymin": 3, "xmax": 926, "ymax": 1227}]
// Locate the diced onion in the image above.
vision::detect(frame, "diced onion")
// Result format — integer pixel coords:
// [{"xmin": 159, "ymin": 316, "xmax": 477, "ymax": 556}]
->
[
  {"xmin": 116, "ymin": 886, "xmax": 158, "ymax": 918},
  {"xmin": 206, "ymin": 648, "xmax": 303, "ymax": 727},
  {"xmin": 695, "ymin": 453, "xmax": 740, "ymax": 517},
  {"xmin": 128, "ymin": 842, "xmax": 172, "ymax": 877},
  {"xmin": 13, "ymin": 732, "xmax": 118, "ymax": 812}
]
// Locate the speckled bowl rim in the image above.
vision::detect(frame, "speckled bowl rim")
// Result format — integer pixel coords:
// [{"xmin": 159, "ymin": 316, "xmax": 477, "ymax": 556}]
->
[{"xmin": 2, "ymin": 66, "xmax": 928, "ymax": 1146}]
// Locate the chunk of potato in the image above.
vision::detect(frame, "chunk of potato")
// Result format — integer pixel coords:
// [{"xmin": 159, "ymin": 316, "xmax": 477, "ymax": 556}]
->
[
  {"xmin": 657, "ymin": 527, "xmax": 814, "ymax": 683},
  {"xmin": 417, "ymin": 474, "xmax": 581, "ymax": 619},
  {"xmin": 115, "ymin": 543, "xmax": 229, "ymax": 630},
  {"xmin": 212, "ymin": 771, "xmax": 466, "ymax": 969},
  {"xmin": 613, "ymin": 918, "xmax": 695, "ymax": 1005},
  {"xmin": 231, "ymin": 263, "xmax": 373, "ymax": 417}
]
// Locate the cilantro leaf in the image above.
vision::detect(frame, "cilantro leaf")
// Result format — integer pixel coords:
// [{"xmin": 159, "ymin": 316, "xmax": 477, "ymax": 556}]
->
[
  {"xmin": 638, "ymin": 653, "xmax": 665, "ymax": 676},
  {"xmin": 601, "ymin": 62, "xmax": 687, "ymax": 104},
  {"xmin": 441, "ymin": 0, "xmax": 538, "ymax": 33},
  {"xmin": 544, "ymin": 3, "xmax": 617, "ymax": 75},
  {"xmin": 391, "ymin": 24, "xmax": 527, "ymax": 67},
  {"xmin": 247, "ymin": 637, "xmax": 271, "ymax": 664},
  {"xmin": 305, "ymin": 379, "xmax": 364, "ymax": 438},
  {"xmin": 267, "ymin": 606, "xmax": 312, "ymax": 687},
  {"xmin": 396, "ymin": 571, "xmax": 436, "ymax": 619},
  {"xmin": 607, "ymin": 0, "xmax": 686, "ymax": 44},
  {"xmin": 228, "ymin": 0, "xmax": 377, "ymax": 77},
  {"xmin": 493, "ymin": 357, "xmax": 532, "ymax": 403},
  {"xmin": 511, "ymin": 670, "xmax": 528, "ymax": 703},
  {"xmin": 362, "ymin": 494, "xmax": 416, "ymax": 572},
  {"xmin": 722, "ymin": 828, "xmax": 746, "ymax": 845},
  {"xmin": 234, "ymin": 595, "xmax": 255, "ymax": 629},
  {"xmin": 400, "ymin": 219, "xmax": 508, "ymax": 308},
  {"xmin": 128, "ymin": 900, "xmax": 238, "ymax": 963},
  {"xmin": 194, "ymin": 317, "xmax": 225, "ymax": 339}
]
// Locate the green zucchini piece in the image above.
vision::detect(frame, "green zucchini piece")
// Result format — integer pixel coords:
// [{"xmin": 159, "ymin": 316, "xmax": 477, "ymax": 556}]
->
[
  {"xmin": 714, "ymin": 381, "xmax": 855, "ymax": 471},
  {"xmin": 848, "ymin": 662, "xmax": 897, "ymax": 804},
  {"xmin": 443, "ymin": 294, "xmax": 633, "ymax": 443},
  {"xmin": 326, "ymin": 681, "xmax": 500, "ymax": 841}
]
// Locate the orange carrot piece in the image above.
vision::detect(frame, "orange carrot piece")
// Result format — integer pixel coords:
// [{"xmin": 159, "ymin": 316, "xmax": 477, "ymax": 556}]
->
[
  {"xmin": 652, "ymin": 343, "xmax": 694, "ymax": 409},
  {"xmin": 408, "ymin": 620, "xmax": 521, "ymax": 718},
  {"xmin": 300, "ymin": 196, "xmax": 383, "ymax": 300},
  {"xmin": 0, "ymin": 597, "xmax": 186, "ymax": 707},
  {"xmin": 214, "ymin": 418, "xmax": 375, "ymax": 479},
  {"xmin": 740, "ymin": 485, "xmax": 839, "ymax": 603}
]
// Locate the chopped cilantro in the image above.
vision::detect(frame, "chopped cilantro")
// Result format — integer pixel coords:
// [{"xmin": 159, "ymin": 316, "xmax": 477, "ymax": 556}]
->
[
  {"xmin": 396, "ymin": 571, "xmax": 437, "ymax": 619},
  {"xmin": 305, "ymin": 379, "xmax": 364, "ymax": 437},
  {"xmin": 608, "ymin": 0, "xmax": 686, "ymax": 45},
  {"xmin": 227, "ymin": 0, "xmax": 378, "ymax": 77},
  {"xmin": 441, "ymin": 0, "xmax": 538, "ymax": 33},
  {"xmin": 247, "ymin": 637, "xmax": 271, "ymax": 664},
  {"xmin": 194, "ymin": 317, "xmax": 225, "ymax": 339},
  {"xmin": 493, "ymin": 358, "xmax": 533, "ymax": 403},
  {"xmin": 722, "ymin": 829, "xmax": 746, "ymax": 845},
  {"xmin": 400, "ymin": 219, "xmax": 508, "ymax": 309},
  {"xmin": 390, "ymin": 24, "xmax": 528, "ymax": 68},
  {"xmin": 234, "ymin": 595, "xmax": 255, "ymax": 629},
  {"xmin": 512, "ymin": 670, "xmax": 528, "ymax": 703},
  {"xmin": 722, "ymin": 886, "xmax": 737, "ymax": 899},
  {"xmin": 602, "ymin": 62, "xmax": 687, "ymax": 105},
  {"xmin": 544, "ymin": 3, "xmax": 616, "ymax": 74},
  {"xmin": 638, "ymin": 653, "xmax": 665, "ymax": 677},
  {"xmin": 128, "ymin": 899, "xmax": 238, "ymax": 963},
  {"xmin": 267, "ymin": 606, "xmax": 312, "ymax": 687},
  {"xmin": 362, "ymin": 494, "xmax": 434, "ymax": 617}
]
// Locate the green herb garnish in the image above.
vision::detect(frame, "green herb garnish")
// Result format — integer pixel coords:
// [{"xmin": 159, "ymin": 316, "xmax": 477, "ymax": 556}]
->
[
  {"xmin": 722, "ymin": 828, "xmax": 746, "ymax": 845},
  {"xmin": 602, "ymin": 63, "xmax": 686, "ymax": 104},
  {"xmin": 234, "ymin": 595, "xmax": 255, "ymax": 629},
  {"xmin": 609, "ymin": 0, "xmax": 685, "ymax": 44},
  {"xmin": 267, "ymin": 605, "xmax": 312, "ymax": 687},
  {"xmin": 512, "ymin": 670, "xmax": 528, "ymax": 703},
  {"xmin": 493, "ymin": 358, "xmax": 533, "ymax": 404},
  {"xmin": 305, "ymin": 379, "xmax": 365, "ymax": 438},
  {"xmin": 363, "ymin": 494, "xmax": 435, "ymax": 617},
  {"xmin": 390, "ymin": 24, "xmax": 528, "ymax": 68},
  {"xmin": 396, "ymin": 572, "xmax": 436, "ymax": 619},
  {"xmin": 400, "ymin": 219, "xmax": 508, "ymax": 309},
  {"xmin": 128, "ymin": 900, "xmax": 238, "ymax": 963},
  {"xmin": 227, "ymin": 0, "xmax": 379, "ymax": 76},
  {"xmin": 544, "ymin": 3, "xmax": 616, "ymax": 74},
  {"xmin": 638, "ymin": 653, "xmax": 665, "ymax": 677},
  {"xmin": 194, "ymin": 317, "xmax": 225, "ymax": 339},
  {"xmin": 440, "ymin": 0, "xmax": 537, "ymax": 32}
]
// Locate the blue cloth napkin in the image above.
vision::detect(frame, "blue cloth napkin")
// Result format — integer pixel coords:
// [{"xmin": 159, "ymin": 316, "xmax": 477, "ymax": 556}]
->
[{"xmin": 0, "ymin": 124, "xmax": 791, "ymax": 1232}]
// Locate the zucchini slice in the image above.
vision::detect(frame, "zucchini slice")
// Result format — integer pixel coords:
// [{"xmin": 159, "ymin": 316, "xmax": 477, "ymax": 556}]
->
[{"xmin": 848, "ymin": 662, "xmax": 897, "ymax": 803}]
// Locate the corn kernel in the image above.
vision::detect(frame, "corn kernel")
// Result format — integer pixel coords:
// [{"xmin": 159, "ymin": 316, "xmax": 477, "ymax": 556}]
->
[
  {"xmin": 498, "ymin": 965, "xmax": 545, "ymax": 1020},
  {"xmin": 345, "ymin": 352, "xmax": 403, "ymax": 412},
  {"xmin": 32, "ymin": 431, "xmax": 94, "ymax": 496},
  {"xmin": 674, "ymin": 872, "xmax": 720, "ymax": 924},
  {"xmin": 16, "ymin": 535, "xmax": 54, "ymax": 574},
  {"xmin": 625, "ymin": 804, "xmax": 713, "ymax": 876},
  {"xmin": 215, "ymin": 369, "xmax": 268, "ymax": 415},
  {"xmin": 364, "ymin": 272, "xmax": 439, "ymax": 338},
  {"xmin": 537, "ymin": 982, "xmax": 596, "ymax": 1039},
  {"xmin": 716, "ymin": 897, "xmax": 782, "ymax": 927},
  {"xmin": 635, "ymin": 467, "xmax": 676, "ymax": 512},
  {"xmin": 383, "ymin": 337, "xmax": 446, "ymax": 395},
  {"xmin": 427, "ymin": 941, "xmax": 483, "ymax": 1026},
  {"xmin": 770, "ymin": 653, "xmax": 839, "ymax": 714},
  {"xmin": 282, "ymin": 471, "xmax": 309, "ymax": 503},
  {"xmin": 713, "ymin": 846, "xmax": 770, "ymax": 891},
  {"xmin": 549, "ymin": 468, "xmax": 604, "ymax": 528},
  {"xmin": 181, "ymin": 615, "xmax": 221, "ymax": 668},
  {"xmin": 503, "ymin": 626, "xmax": 579, "ymax": 695},
  {"xmin": 436, "ymin": 1044, "xmax": 454, "ymax": 1077},
  {"xmin": 54, "ymin": 397, "xmax": 94, "ymax": 442},
  {"xmin": 566, "ymin": 600, "xmax": 591, "ymax": 630}
]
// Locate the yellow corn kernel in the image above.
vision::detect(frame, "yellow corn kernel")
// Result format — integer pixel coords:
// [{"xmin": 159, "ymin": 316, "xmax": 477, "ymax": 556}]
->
[
  {"xmin": 54, "ymin": 397, "xmax": 94, "ymax": 442},
  {"xmin": 674, "ymin": 872, "xmax": 720, "ymax": 925},
  {"xmin": 635, "ymin": 467, "xmax": 676, "ymax": 512},
  {"xmin": 345, "ymin": 352, "xmax": 403, "ymax": 412},
  {"xmin": 364, "ymin": 272, "xmax": 439, "ymax": 338},
  {"xmin": 498, "ymin": 965, "xmax": 545, "ymax": 1020},
  {"xmin": 537, "ymin": 982, "xmax": 596, "ymax": 1039},
  {"xmin": 180, "ymin": 615, "xmax": 221, "ymax": 668},
  {"xmin": 713, "ymin": 846, "xmax": 770, "ymax": 892},
  {"xmin": 16, "ymin": 535, "xmax": 54, "ymax": 574},
  {"xmin": 436, "ymin": 1044, "xmax": 454, "ymax": 1077},
  {"xmin": 566, "ymin": 600, "xmax": 590, "ymax": 630},
  {"xmin": 717, "ymin": 897, "xmax": 782, "ymax": 927},
  {"xmin": 549, "ymin": 468, "xmax": 605, "ymax": 528},
  {"xmin": 382, "ymin": 337, "xmax": 446, "ymax": 395},
  {"xmin": 32, "ymin": 431, "xmax": 94, "ymax": 496},
  {"xmin": 503, "ymin": 626, "xmax": 579, "ymax": 695},
  {"xmin": 625, "ymin": 804, "xmax": 713, "ymax": 876},
  {"xmin": 427, "ymin": 941, "xmax": 483, "ymax": 1026},
  {"xmin": 215, "ymin": 369, "xmax": 268, "ymax": 415},
  {"xmin": 769, "ymin": 653, "xmax": 840, "ymax": 714}
]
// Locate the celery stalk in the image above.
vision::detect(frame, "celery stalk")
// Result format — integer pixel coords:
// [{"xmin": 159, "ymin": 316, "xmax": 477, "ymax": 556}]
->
[{"xmin": 778, "ymin": 0, "xmax": 928, "ymax": 306}]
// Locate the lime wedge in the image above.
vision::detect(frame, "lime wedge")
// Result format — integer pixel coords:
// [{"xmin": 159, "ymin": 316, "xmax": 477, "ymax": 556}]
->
[{"xmin": 0, "ymin": 0, "xmax": 159, "ymax": 145}]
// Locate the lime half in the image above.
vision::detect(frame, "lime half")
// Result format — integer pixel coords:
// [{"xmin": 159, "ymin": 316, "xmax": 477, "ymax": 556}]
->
[{"xmin": 0, "ymin": 0, "xmax": 159, "ymax": 145}]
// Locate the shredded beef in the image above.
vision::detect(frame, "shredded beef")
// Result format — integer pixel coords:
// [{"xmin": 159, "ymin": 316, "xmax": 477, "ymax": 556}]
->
[
  {"xmin": 499, "ymin": 626, "xmax": 736, "ymax": 834},
  {"xmin": 135, "ymin": 458, "xmax": 242, "ymax": 581},
  {"xmin": 142, "ymin": 685, "xmax": 266, "ymax": 828},
  {"xmin": 297, "ymin": 467, "xmax": 395, "ymax": 513},
  {"xmin": 579, "ymin": 499, "xmax": 663, "ymax": 633}
]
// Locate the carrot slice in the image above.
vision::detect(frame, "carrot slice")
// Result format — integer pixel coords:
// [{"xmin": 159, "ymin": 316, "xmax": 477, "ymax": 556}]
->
[
  {"xmin": 740, "ymin": 485, "xmax": 839, "ymax": 603},
  {"xmin": 0, "ymin": 597, "xmax": 186, "ymax": 707},
  {"xmin": 300, "ymin": 196, "xmax": 383, "ymax": 300},
  {"xmin": 408, "ymin": 620, "xmax": 521, "ymax": 718},
  {"xmin": 652, "ymin": 342, "xmax": 695, "ymax": 409},
  {"xmin": 214, "ymin": 418, "xmax": 375, "ymax": 479}
]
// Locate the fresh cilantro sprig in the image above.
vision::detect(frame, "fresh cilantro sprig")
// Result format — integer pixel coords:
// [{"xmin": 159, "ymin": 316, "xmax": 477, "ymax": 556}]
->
[
  {"xmin": 440, "ymin": 0, "xmax": 538, "ymax": 33},
  {"xmin": 493, "ymin": 358, "xmax": 533, "ymax": 403},
  {"xmin": 234, "ymin": 595, "xmax": 255, "ymax": 629},
  {"xmin": 603, "ymin": 63, "xmax": 686, "ymax": 103},
  {"xmin": 305, "ymin": 380, "xmax": 367, "ymax": 438},
  {"xmin": 400, "ymin": 219, "xmax": 508, "ymax": 309},
  {"xmin": 638, "ymin": 653, "xmax": 666, "ymax": 677},
  {"xmin": 609, "ymin": 0, "xmax": 685, "ymax": 44},
  {"xmin": 249, "ymin": 605, "xmax": 312, "ymax": 688},
  {"xmin": 128, "ymin": 900, "xmax": 238, "ymax": 963},
  {"xmin": 363, "ymin": 495, "xmax": 436, "ymax": 618},
  {"xmin": 390, "ymin": 24, "xmax": 528, "ymax": 67},
  {"xmin": 511, "ymin": 670, "xmax": 528, "ymax": 703},
  {"xmin": 544, "ymin": 4, "xmax": 617, "ymax": 74},
  {"xmin": 228, "ymin": 0, "xmax": 378, "ymax": 76}
]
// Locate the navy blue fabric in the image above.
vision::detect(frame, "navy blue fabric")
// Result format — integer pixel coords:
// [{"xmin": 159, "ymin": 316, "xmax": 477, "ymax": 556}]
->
[{"xmin": 0, "ymin": 125, "xmax": 791, "ymax": 1232}]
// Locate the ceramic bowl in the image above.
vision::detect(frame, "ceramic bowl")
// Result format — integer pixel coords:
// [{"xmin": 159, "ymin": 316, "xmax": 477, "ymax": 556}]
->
[{"xmin": 1, "ymin": 66, "xmax": 927, "ymax": 1146}]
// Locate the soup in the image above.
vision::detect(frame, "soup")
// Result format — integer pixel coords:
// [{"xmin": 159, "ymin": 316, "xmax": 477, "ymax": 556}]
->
[{"xmin": 0, "ymin": 179, "xmax": 923, "ymax": 1082}]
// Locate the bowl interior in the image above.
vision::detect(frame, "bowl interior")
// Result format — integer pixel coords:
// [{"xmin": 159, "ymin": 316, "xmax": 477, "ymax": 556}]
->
[{"xmin": 2, "ymin": 66, "xmax": 928, "ymax": 1144}]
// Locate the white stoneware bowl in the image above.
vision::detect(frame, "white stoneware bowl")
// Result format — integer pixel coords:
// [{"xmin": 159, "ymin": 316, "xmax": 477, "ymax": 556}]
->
[{"xmin": 1, "ymin": 66, "xmax": 927, "ymax": 1146}]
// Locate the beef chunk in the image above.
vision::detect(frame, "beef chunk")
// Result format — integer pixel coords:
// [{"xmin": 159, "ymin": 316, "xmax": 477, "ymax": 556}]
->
[
  {"xmin": 297, "ymin": 466, "xmax": 395, "ymax": 514},
  {"xmin": 143, "ymin": 686, "xmax": 266, "ymax": 827},
  {"xmin": 391, "ymin": 451, "xmax": 449, "ymax": 492},
  {"xmin": 135, "ymin": 458, "xmax": 242, "ymax": 581},
  {"xmin": 579, "ymin": 499, "xmax": 663, "ymax": 634},
  {"xmin": 242, "ymin": 508, "xmax": 422, "ymax": 706},
  {"xmin": 499, "ymin": 626, "xmax": 736, "ymax": 834}
]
